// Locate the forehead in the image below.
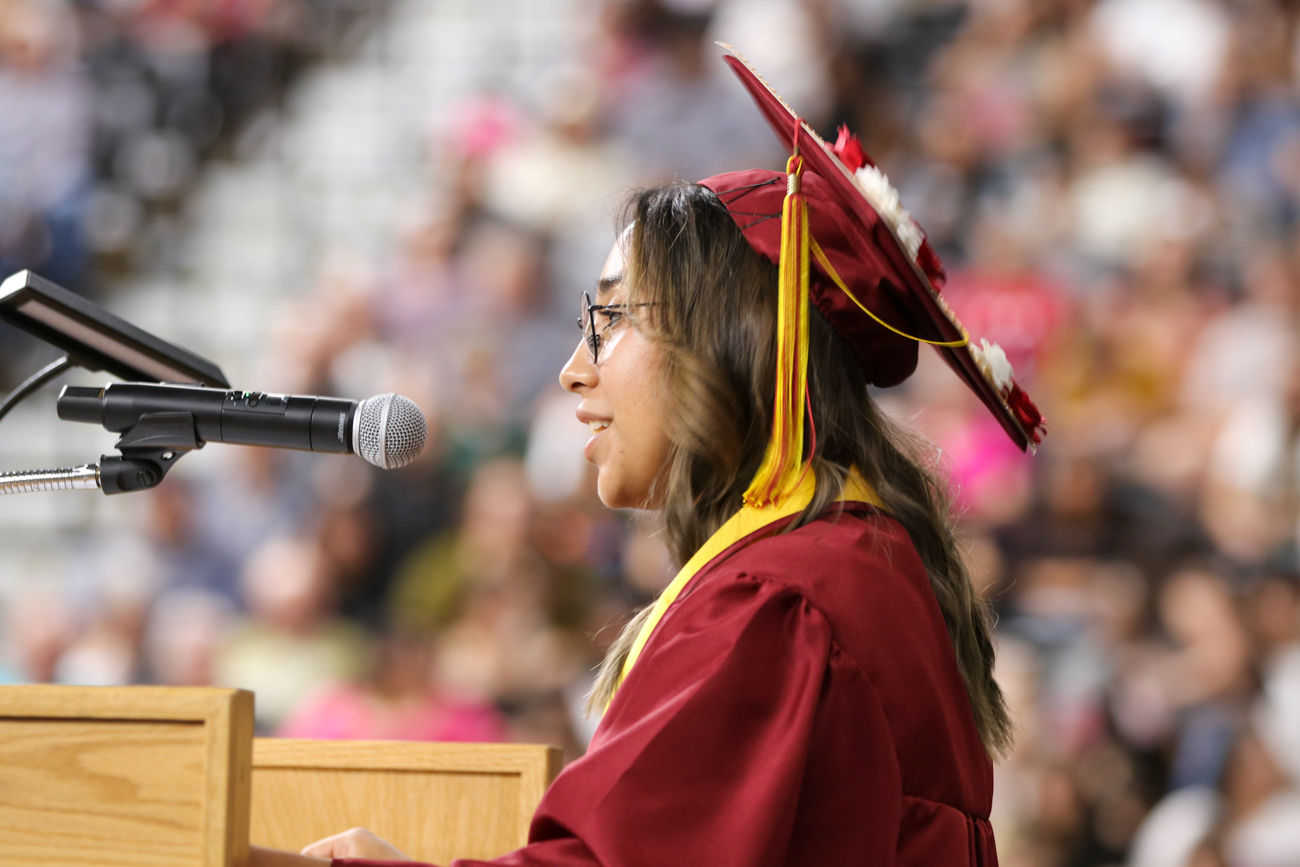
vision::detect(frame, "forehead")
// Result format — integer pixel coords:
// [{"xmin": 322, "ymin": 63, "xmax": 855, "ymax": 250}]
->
[
  {"xmin": 600, "ymin": 239, "xmax": 625, "ymax": 278},
  {"xmin": 597, "ymin": 239, "xmax": 626, "ymax": 297}
]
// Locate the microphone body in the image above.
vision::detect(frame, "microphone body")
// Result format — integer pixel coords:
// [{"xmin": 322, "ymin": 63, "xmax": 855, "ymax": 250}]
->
[
  {"xmin": 59, "ymin": 383, "xmax": 355, "ymax": 453},
  {"xmin": 57, "ymin": 383, "xmax": 427, "ymax": 469}
]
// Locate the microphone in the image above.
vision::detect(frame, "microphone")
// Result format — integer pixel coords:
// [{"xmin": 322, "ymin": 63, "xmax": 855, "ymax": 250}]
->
[{"xmin": 56, "ymin": 383, "xmax": 428, "ymax": 470}]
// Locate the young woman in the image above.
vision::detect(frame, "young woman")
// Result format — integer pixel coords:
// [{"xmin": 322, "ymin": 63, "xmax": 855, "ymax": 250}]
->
[{"xmin": 251, "ymin": 52, "xmax": 1044, "ymax": 867}]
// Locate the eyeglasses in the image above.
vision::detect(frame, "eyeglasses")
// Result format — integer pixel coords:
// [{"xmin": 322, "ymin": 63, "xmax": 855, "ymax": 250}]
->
[{"xmin": 578, "ymin": 291, "xmax": 654, "ymax": 364}]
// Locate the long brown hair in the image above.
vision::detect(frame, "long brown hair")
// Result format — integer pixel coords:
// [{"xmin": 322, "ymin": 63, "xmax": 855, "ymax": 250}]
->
[{"xmin": 588, "ymin": 181, "xmax": 1014, "ymax": 758}]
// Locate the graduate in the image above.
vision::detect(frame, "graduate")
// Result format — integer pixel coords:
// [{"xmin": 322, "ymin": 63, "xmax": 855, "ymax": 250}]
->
[{"xmin": 251, "ymin": 48, "xmax": 1046, "ymax": 867}]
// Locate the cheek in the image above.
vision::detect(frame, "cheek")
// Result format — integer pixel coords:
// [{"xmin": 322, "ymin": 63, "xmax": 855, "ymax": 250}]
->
[
  {"xmin": 622, "ymin": 363, "xmax": 673, "ymax": 478},
  {"xmin": 603, "ymin": 335, "xmax": 674, "ymax": 501}
]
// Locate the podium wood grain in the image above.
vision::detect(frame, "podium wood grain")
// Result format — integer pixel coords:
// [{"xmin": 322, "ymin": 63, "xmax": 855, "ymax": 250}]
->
[
  {"xmin": 251, "ymin": 740, "xmax": 562, "ymax": 864},
  {"xmin": 0, "ymin": 685, "xmax": 254, "ymax": 867}
]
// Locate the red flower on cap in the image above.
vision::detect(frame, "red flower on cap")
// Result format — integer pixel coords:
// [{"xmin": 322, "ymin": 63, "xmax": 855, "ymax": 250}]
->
[
  {"xmin": 832, "ymin": 125, "xmax": 870, "ymax": 172},
  {"xmin": 1008, "ymin": 384, "xmax": 1045, "ymax": 445}
]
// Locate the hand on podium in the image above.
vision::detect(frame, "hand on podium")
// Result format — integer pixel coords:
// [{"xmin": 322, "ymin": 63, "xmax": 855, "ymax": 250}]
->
[
  {"xmin": 248, "ymin": 828, "xmax": 411, "ymax": 866},
  {"xmin": 302, "ymin": 828, "xmax": 413, "ymax": 861}
]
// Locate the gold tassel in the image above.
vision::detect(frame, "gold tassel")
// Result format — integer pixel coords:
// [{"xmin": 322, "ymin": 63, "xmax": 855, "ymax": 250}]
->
[{"xmin": 744, "ymin": 154, "xmax": 812, "ymax": 508}]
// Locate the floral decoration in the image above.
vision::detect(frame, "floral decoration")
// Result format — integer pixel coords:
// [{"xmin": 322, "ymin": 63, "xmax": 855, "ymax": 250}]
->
[
  {"xmin": 828, "ymin": 124, "xmax": 1043, "ymax": 445},
  {"xmin": 970, "ymin": 338, "xmax": 1046, "ymax": 444},
  {"xmin": 829, "ymin": 126, "xmax": 941, "ymax": 283}
]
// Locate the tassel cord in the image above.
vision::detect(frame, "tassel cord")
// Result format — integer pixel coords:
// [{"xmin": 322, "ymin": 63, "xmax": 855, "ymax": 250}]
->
[{"xmin": 744, "ymin": 154, "xmax": 814, "ymax": 508}]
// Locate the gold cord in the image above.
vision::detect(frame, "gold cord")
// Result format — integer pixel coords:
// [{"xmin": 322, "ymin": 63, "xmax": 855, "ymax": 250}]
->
[{"xmin": 808, "ymin": 238, "xmax": 969, "ymax": 348}]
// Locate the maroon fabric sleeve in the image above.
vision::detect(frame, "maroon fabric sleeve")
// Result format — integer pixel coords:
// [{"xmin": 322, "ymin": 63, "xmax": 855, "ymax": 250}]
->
[{"xmin": 461, "ymin": 577, "xmax": 843, "ymax": 866}]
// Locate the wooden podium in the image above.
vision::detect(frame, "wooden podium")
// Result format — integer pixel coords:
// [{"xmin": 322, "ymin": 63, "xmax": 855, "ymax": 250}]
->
[
  {"xmin": 0, "ymin": 685, "xmax": 253, "ymax": 867},
  {"xmin": 251, "ymin": 740, "xmax": 562, "ymax": 863},
  {"xmin": 0, "ymin": 686, "xmax": 561, "ymax": 866}
]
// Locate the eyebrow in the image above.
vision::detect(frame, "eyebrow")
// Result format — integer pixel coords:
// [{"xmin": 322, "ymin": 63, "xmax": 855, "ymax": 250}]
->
[{"xmin": 596, "ymin": 274, "xmax": 622, "ymax": 297}]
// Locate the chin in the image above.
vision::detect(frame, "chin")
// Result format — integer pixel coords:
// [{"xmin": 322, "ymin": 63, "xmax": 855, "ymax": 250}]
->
[
  {"xmin": 596, "ymin": 472, "xmax": 653, "ymax": 511},
  {"xmin": 596, "ymin": 481, "xmax": 633, "ymax": 510}
]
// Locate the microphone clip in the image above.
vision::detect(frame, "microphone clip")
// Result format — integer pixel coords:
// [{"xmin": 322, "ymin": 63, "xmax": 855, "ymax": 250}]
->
[{"xmin": 99, "ymin": 411, "xmax": 204, "ymax": 494}]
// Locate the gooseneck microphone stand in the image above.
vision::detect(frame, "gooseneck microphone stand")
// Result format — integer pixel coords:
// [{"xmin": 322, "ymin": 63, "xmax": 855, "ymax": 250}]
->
[
  {"xmin": 0, "ymin": 399, "xmax": 199, "ymax": 496},
  {"xmin": 0, "ymin": 465, "xmax": 101, "ymax": 495},
  {"xmin": 0, "ymin": 354, "xmax": 96, "ymax": 495}
]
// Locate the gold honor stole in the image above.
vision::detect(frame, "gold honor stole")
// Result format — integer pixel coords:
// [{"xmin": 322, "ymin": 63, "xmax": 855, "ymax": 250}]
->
[{"xmin": 616, "ymin": 470, "xmax": 882, "ymax": 692}]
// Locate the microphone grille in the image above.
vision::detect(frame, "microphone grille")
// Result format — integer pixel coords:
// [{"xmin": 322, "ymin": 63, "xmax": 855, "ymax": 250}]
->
[{"xmin": 355, "ymin": 393, "xmax": 428, "ymax": 469}]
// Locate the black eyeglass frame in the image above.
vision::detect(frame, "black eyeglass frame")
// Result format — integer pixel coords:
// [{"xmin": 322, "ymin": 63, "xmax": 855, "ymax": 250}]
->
[{"xmin": 577, "ymin": 291, "xmax": 656, "ymax": 364}]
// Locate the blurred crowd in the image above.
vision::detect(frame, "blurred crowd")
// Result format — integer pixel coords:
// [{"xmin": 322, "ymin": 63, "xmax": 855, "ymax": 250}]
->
[
  {"xmin": 4, "ymin": 0, "xmax": 1300, "ymax": 866},
  {"xmin": 0, "ymin": 0, "xmax": 384, "ymax": 381}
]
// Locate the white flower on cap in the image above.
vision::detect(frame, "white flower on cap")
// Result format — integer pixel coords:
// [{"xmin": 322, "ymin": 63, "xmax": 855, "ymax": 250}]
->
[
  {"xmin": 970, "ymin": 339, "xmax": 1014, "ymax": 394},
  {"xmin": 851, "ymin": 165, "xmax": 924, "ymax": 260}
]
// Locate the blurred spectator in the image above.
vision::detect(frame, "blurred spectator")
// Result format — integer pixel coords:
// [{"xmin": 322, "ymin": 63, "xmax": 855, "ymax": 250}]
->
[
  {"xmin": 144, "ymin": 588, "xmax": 234, "ymax": 687},
  {"xmin": 145, "ymin": 476, "xmax": 241, "ymax": 603},
  {"xmin": 54, "ymin": 533, "xmax": 160, "ymax": 686},
  {"xmin": 605, "ymin": 0, "xmax": 784, "ymax": 181},
  {"xmin": 0, "ymin": 0, "xmax": 89, "ymax": 289},
  {"xmin": 1157, "ymin": 566, "xmax": 1252, "ymax": 790},
  {"xmin": 278, "ymin": 631, "xmax": 507, "ymax": 743},
  {"xmin": 1218, "ymin": 728, "xmax": 1300, "ymax": 867},
  {"xmin": 1089, "ymin": 0, "xmax": 1229, "ymax": 109},
  {"xmin": 388, "ymin": 458, "xmax": 537, "ymax": 632},
  {"xmin": 392, "ymin": 460, "xmax": 588, "ymax": 704},
  {"xmin": 216, "ymin": 535, "xmax": 368, "ymax": 731},
  {"xmin": 5, "ymin": 585, "xmax": 72, "ymax": 684}
]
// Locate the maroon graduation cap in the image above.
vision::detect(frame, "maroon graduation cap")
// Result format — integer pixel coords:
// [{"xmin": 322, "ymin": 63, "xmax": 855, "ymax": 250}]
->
[{"xmin": 699, "ymin": 47, "xmax": 1043, "ymax": 495}]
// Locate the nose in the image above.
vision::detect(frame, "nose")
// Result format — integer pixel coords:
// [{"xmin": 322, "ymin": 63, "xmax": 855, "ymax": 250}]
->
[{"xmin": 560, "ymin": 341, "xmax": 597, "ymax": 394}]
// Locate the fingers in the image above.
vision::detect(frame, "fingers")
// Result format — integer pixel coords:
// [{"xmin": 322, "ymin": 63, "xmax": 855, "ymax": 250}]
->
[
  {"xmin": 248, "ymin": 845, "xmax": 330, "ymax": 867},
  {"xmin": 301, "ymin": 828, "xmax": 359, "ymax": 857},
  {"xmin": 301, "ymin": 828, "xmax": 411, "ymax": 861}
]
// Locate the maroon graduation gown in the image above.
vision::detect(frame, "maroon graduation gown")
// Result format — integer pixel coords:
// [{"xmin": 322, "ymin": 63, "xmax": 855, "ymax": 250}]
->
[{"xmin": 337, "ymin": 503, "xmax": 998, "ymax": 866}]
